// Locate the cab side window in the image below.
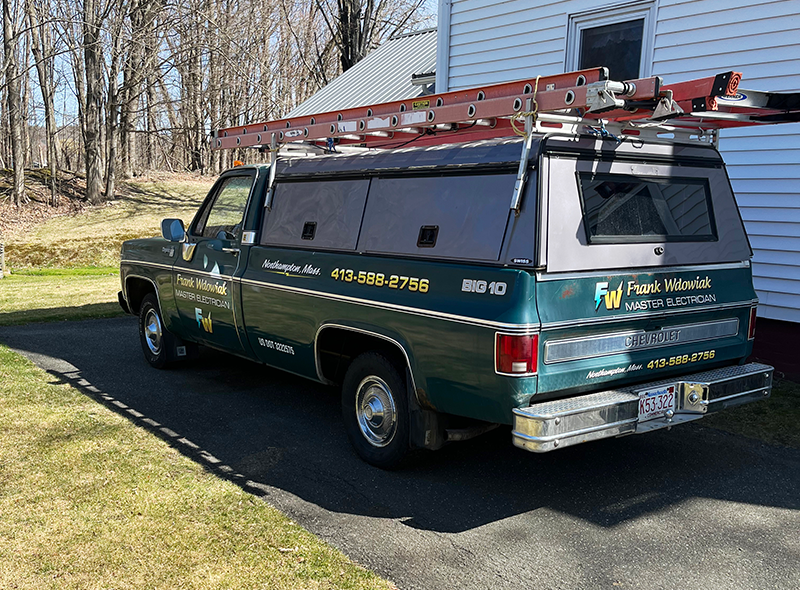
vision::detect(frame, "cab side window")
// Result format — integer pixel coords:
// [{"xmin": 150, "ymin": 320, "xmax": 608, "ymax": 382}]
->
[{"xmin": 194, "ymin": 175, "xmax": 253, "ymax": 240}]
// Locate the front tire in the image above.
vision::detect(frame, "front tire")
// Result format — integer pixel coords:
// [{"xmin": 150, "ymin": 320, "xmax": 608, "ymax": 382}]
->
[
  {"xmin": 341, "ymin": 353, "xmax": 410, "ymax": 469},
  {"xmin": 138, "ymin": 293, "xmax": 176, "ymax": 369}
]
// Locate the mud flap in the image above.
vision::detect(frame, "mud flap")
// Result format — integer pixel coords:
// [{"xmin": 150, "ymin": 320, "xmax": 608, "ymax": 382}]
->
[
  {"xmin": 406, "ymin": 368, "xmax": 446, "ymax": 451},
  {"xmin": 168, "ymin": 336, "xmax": 200, "ymax": 364},
  {"xmin": 118, "ymin": 291, "xmax": 131, "ymax": 314}
]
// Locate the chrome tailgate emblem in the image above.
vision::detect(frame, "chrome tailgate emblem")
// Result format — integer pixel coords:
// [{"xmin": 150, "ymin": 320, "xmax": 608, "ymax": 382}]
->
[{"xmin": 544, "ymin": 319, "xmax": 739, "ymax": 364}]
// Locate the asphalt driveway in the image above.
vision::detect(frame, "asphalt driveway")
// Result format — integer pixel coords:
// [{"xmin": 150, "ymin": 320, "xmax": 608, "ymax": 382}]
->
[{"xmin": 1, "ymin": 316, "xmax": 798, "ymax": 590}]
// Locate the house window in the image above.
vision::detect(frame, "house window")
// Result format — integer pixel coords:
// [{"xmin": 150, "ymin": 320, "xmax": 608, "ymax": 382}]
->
[{"xmin": 567, "ymin": 2, "xmax": 656, "ymax": 81}]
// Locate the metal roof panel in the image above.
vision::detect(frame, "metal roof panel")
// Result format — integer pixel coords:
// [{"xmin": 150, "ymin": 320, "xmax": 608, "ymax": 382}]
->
[{"xmin": 286, "ymin": 28, "xmax": 438, "ymax": 118}]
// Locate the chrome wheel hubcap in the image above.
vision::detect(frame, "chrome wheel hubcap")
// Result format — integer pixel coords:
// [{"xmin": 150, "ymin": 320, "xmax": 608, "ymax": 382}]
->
[
  {"xmin": 356, "ymin": 376, "xmax": 397, "ymax": 447},
  {"xmin": 144, "ymin": 308, "xmax": 163, "ymax": 355}
]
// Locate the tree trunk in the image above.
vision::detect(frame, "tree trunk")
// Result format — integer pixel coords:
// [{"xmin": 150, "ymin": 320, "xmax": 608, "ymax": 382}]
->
[
  {"xmin": 28, "ymin": 0, "xmax": 60, "ymax": 205},
  {"xmin": 83, "ymin": 0, "xmax": 104, "ymax": 204},
  {"xmin": 105, "ymin": 19, "xmax": 124, "ymax": 200},
  {"xmin": 119, "ymin": 81, "xmax": 134, "ymax": 178},
  {"xmin": 146, "ymin": 80, "xmax": 156, "ymax": 169},
  {"xmin": 3, "ymin": 0, "xmax": 25, "ymax": 207},
  {"xmin": 21, "ymin": 28, "xmax": 31, "ymax": 168}
]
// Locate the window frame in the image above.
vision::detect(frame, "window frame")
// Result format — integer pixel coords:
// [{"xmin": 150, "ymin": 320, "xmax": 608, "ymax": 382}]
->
[
  {"xmin": 565, "ymin": 1, "xmax": 656, "ymax": 79},
  {"xmin": 190, "ymin": 171, "xmax": 256, "ymax": 240}
]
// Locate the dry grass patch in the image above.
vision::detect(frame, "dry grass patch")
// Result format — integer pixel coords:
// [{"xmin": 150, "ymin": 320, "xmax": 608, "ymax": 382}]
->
[
  {"xmin": 0, "ymin": 344, "xmax": 394, "ymax": 590},
  {"xmin": 4, "ymin": 176, "xmax": 213, "ymax": 269}
]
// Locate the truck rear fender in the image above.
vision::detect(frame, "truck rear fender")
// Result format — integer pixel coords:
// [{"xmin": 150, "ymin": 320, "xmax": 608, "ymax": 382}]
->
[
  {"xmin": 315, "ymin": 323, "xmax": 445, "ymax": 450},
  {"xmin": 315, "ymin": 323, "xmax": 417, "ymax": 389}
]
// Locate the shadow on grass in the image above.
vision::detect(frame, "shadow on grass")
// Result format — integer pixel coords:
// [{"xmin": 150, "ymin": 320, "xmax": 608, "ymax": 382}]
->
[
  {"xmin": 0, "ymin": 302, "xmax": 124, "ymax": 327},
  {"xmin": 0, "ymin": 168, "xmax": 88, "ymax": 203},
  {"xmin": 118, "ymin": 181, "xmax": 210, "ymax": 215}
]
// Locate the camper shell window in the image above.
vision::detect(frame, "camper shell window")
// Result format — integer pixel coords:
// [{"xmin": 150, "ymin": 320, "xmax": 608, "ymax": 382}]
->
[
  {"xmin": 578, "ymin": 172, "xmax": 717, "ymax": 244},
  {"xmin": 358, "ymin": 173, "xmax": 518, "ymax": 262},
  {"xmin": 261, "ymin": 179, "xmax": 370, "ymax": 250}
]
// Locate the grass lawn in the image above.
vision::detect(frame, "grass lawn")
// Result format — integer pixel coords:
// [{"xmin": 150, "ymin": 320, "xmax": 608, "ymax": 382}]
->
[
  {"xmin": 1, "ymin": 176, "xmax": 212, "ymax": 324},
  {"xmin": 0, "ymin": 268, "xmax": 122, "ymax": 326},
  {"xmin": 0, "ymin": 344, "xmax": 392, "ymax": 589}
]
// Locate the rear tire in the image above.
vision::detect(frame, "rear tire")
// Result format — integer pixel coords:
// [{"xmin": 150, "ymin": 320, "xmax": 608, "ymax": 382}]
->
[
  {"xmin": 341, "ymin": 352, "xmax": 410, "ymax": 469},
  {"xmin": 138, "ymin": 293, "xmax": 176, "ymax": 369}
]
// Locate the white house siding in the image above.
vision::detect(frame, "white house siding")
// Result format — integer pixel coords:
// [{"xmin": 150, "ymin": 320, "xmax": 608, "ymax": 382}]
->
[{"xmin": 442, "ymin": 0, "xmax": 800, "ymax": 323}]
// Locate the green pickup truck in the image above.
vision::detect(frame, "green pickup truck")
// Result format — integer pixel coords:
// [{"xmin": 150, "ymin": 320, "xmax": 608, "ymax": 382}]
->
[{"xmin": 119, "ymin": 134, "xmax": 772, "ymax": 467}]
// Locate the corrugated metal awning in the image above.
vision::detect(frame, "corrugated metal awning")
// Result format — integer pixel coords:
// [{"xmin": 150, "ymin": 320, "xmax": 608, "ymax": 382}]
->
[{"xmin": 286, "ymin": 28, "xmax": 437, "ymax": 118}]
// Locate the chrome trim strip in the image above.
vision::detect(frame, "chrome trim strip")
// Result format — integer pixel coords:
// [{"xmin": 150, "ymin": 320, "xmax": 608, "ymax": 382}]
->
[
  {"xmin": 540, "ymin": 299, "xmax": 757, "ymax": 330},
  {"xmin": 121, "ymin": 259, "xmax": 174, "ymax": 271},
  {"xmin": 240, "ymin": 276, "xmax": 540, "ymax": 331},
  {"xmin": 544, "ymin": 318, "xmax": 740, "ymax": 364},
  {"xmin": 313, "ymin": 323, "xmax": 419, "ymax": 396},
  {"xmin": 535, "ymin": 260, "xmax": 750, "ymax": 282},
  {"xmin": 239, "ymin": 167, "xmax": 259, "ymax": 246},
  {"xmin": 122, "ymin": 260, "xmax": 240, "ymax": 283},
  {"xmin": 174, "ymin": 266, "xmax": 236, "ymax": 281}
]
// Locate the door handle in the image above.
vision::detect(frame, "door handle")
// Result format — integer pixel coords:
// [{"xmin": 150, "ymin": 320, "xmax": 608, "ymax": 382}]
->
[{"xmin": 221, "ymin": 247, "xmax": 240, "ymax": 255}]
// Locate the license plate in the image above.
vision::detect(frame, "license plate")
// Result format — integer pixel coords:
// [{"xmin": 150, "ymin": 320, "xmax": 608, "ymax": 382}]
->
[{"xmin": 638, "ymin": 384, "xmax": 676, "ymax": 422}]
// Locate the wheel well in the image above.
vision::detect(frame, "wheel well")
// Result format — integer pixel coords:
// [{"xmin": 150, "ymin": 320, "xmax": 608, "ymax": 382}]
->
[
  {"xmin": 316, "ymin": 327, "xmax": 409, "ymax": 386},
  {"xmin": 125, "ymin": 277, "xmax": 156, "ymax": 315}
]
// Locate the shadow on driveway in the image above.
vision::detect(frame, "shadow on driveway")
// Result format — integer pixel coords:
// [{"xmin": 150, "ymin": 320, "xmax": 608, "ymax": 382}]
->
[{"xmin": 2, "ymin": 316, "xmax": 797, "ymax": 538}]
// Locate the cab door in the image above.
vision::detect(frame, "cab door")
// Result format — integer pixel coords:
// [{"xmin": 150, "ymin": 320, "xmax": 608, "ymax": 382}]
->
[{"xmin": 172, "ymin": 170, "xmax": 255, "ymax": 354}]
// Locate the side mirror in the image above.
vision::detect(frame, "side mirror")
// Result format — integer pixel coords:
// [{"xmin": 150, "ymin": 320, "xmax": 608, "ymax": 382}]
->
[{"xmin": 161, "ymin": 218, "xmax": 186, "ymax": 242}]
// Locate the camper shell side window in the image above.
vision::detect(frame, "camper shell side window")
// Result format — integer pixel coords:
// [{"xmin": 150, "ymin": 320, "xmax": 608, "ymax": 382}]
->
[
  {"xmin": 577, "ymin": 172, "xmax": 718, "ymax": 244},
  {"xmin": 358, "ymin": 173, "xmax": 518, "ymax": 262},
  {"xmin": 261, "ymin": 179, "xmax": 370, "ymax": 251}
]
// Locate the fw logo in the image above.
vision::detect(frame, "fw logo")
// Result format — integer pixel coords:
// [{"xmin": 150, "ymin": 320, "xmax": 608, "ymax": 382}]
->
[
  {"xmin": 594, "ymin": 281, "xmax": 623, "ymax": 311},
  {"xmin": 195, "ymin": 308, "xmax": 213, "ymax": 333}
]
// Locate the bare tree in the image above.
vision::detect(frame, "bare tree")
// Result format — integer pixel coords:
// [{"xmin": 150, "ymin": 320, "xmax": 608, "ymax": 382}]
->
[
  {"xmin": 81, "ymin": 0, "xmax": 109, "ymax": 204},
  {"xmin": 2, "ymin": 0, "xmax": 25, "ymax": 206},
  {"xmin": 2, "ymin": 0, "xmax": 433, "ymax": 210},
  {"xmin": 27, "ymin": 0, "xmax": 60, "ymax": 205},
  {"xmin": 316, "ymin": 0, "xmax": 429, "ymax": 72}
]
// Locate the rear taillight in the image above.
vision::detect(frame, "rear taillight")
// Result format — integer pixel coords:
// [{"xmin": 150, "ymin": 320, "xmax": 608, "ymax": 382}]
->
[
  {"xmin": 496, "ymin": 333, "xmax": 538, "ymax": 375},
  {"xmin": 748, "ymin": 306, "xmax": 758, "ymax": 340}
]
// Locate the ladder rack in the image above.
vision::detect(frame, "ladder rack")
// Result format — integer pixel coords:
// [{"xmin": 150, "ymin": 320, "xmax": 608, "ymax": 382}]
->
[{"xmin": 212, "ymin": 67, "xmax": 800, "ymax": 152}]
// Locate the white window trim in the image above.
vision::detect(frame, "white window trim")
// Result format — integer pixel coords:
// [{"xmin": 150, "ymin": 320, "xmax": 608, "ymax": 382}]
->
[
  {"xmin": 565, "ymin": 1, "xmax": 657, "ymax": 79},
  {"xmin": 436, "ymin": 0, "xmax": 452, "ymax": 93}
]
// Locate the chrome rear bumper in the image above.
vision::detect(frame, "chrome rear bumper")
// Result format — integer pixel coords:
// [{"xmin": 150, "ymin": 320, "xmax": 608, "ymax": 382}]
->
[{"xmin": 512, "ymin": 363, "xmax": 773, "ymax": 453}]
